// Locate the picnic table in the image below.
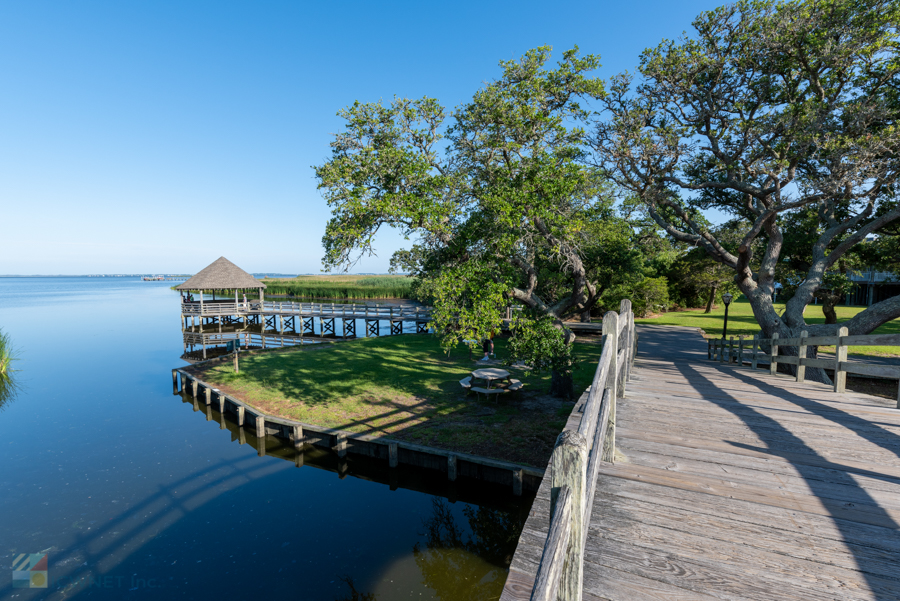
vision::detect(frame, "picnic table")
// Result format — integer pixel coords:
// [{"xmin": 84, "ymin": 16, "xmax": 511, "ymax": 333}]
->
[{"xmin": 471, "ymin": 367, "xmax": 511, "ymax": 389}]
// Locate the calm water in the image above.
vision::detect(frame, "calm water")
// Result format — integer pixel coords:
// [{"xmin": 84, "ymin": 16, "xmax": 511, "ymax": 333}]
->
[{"xmin": 0, "ymin": 278, "xmax": 532, "ymax": 600}]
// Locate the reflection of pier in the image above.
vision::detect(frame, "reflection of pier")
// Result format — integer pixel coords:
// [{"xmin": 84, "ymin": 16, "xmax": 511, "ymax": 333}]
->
[{"xmin": 176, "ymin": 257, "xmax": 431, "ymax": 360}]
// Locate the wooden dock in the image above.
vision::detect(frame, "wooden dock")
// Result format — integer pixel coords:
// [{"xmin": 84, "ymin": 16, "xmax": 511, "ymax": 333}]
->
[{"xmin": 503, "ymin": 324, "xmax": 900, "ymax": 600}]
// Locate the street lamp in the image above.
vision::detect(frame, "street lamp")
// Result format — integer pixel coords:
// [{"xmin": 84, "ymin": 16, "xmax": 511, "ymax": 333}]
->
[{"xmin": 721, "ymin": 292, "xmax": 734, "ymax": 339}]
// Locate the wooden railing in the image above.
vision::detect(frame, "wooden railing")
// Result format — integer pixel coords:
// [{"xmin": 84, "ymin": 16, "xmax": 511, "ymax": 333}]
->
[
  {"xmin": 708, "ymin": 329, "xmax": 900, "ymax": 408},
  {"xmin": 530, "ymin": 300, "xmax": 637, "ymax": 601},
  {"xmin": 181, "ymin": 300, "xmax": 431, "ymax": 319}
]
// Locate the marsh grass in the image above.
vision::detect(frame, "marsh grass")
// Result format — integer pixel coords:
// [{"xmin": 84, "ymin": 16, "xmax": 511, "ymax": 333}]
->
[
  {"xmin": 0, "ymin": 329, "xmax": 19, "ymax": 409},
  {"xmin": 191, "ymin": 334, "xmax": 604, "ymax": 466},
  {"xmin": 261, "ymin": 275, "xmax": 412, "ymax": 299}
]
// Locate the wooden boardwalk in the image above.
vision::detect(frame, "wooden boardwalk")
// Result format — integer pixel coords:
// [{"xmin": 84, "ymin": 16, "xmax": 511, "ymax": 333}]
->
[{"xmin": 503, "ymin": 324, "xmax": 900, "ymax": 601}]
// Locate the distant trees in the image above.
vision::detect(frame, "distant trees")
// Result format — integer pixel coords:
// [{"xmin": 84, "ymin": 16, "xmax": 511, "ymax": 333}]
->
[{"xmin": 593, "ymin": 0, "xmax": 900, "ymax": 381}]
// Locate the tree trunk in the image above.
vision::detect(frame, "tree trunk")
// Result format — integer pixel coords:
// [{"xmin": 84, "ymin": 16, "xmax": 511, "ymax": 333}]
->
[
  {"xmin": 822, "ymin": 298, "xmax": 838, "ymax": 324},
  {"xmin": 704, "ymin": 284, "xmax": 717, "ymax": 314},
  {"xmin": 550, "ymin": 369, "xmax": 574, "ymax": 399}
]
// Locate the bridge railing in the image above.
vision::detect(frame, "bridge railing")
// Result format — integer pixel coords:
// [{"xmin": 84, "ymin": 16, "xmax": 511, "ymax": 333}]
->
[
  {"xmin": 181, "ymin": 300, "xmax": 431, "ymax": 319},
  {"xmin": 708, "ymin": 329, "xmax": 900, "ymax": 408},
  {"xmin": 530, "ymin": 300, "xmax": 637, "ymax": 601}
]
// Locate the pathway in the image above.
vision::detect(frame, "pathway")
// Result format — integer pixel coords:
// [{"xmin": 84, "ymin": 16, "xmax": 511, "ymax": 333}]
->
[{"xmin": 502, "ymin": 324, "xmax": 900, "ymax": 600}]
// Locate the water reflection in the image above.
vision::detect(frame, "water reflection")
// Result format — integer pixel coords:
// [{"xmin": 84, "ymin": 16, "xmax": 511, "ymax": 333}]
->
[
  {"xmin": 0, "ymin": 278, "xmax": 534, "ymax": 601},
  {"xmin": 413, "ymin": 498, "xmax": 521, "ymax": 600}
]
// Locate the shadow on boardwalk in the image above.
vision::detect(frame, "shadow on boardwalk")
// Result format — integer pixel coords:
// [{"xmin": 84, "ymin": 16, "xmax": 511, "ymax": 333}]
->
[{"xmin": 503, "ymin": 324, "xmax": 900, "ymax": 601}]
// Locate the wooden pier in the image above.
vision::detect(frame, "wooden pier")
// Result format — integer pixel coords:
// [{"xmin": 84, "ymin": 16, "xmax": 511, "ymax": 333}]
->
[
  {"xmin": 503, "ymin": 324, "xmax": 900, "ymax": 600},
  {"xmin": 180, "ymin": 300, "xmax": 431, "ymax": 359},
  {"xmin": 175, "ymin": 257, "xmax": 431, "ymax": 359}
]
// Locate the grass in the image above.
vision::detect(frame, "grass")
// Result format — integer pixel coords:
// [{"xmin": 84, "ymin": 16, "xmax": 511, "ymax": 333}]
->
[
  {"xmin": 190, "ymin": 334, "xmax": 605, "ymax": 467},
  {"xmin": 636, "ymin": 299, "xmax": 900, "ymax": 357},
  {"xmin": 260, "ymin": 274, "xmax": 413, "ymax": 299}
]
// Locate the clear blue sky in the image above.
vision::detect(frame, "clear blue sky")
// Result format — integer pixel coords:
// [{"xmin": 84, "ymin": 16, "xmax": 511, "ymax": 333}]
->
[{"xmin": 0, "ymin": 0, "xmax": 723, "ymax": 275}]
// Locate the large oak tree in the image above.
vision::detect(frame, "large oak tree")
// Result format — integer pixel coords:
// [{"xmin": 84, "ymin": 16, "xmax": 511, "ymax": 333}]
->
[
  {"xmin": 593, "ymin": 0, "xmax": 900, "ymax": 380},
  {"xmin": 315, "ymin": 48, "xmax": 639, "ymax": 396}
]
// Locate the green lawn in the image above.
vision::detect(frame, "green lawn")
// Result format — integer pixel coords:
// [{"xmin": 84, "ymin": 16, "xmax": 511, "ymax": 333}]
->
[
  {"xmin": 636, "ymin": 299, "xmax": 900, "ymax": 357},
  {"xmin": 191, "ymin": 334, "xmax": 605, "ymax": 467}
]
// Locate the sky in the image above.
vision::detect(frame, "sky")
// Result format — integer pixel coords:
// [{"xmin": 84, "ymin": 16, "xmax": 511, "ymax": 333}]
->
[{"xmin": 0, "ymin": 0, "xmax": 725, "ymax": 276}]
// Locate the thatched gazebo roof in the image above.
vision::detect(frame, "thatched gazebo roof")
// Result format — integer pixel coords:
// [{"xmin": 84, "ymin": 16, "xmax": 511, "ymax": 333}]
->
[{"xmin": 175, "ymin": 257, "xmax": 266, "ymax": 291}]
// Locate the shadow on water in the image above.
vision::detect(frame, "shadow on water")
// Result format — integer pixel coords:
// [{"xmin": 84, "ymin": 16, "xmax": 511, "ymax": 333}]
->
[{"xmin": 637, "ymin": 325, "xmax": 900, "ymax": 600}]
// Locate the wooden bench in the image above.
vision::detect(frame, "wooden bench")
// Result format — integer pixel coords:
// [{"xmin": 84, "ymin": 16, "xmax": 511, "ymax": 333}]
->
[
  {"xmin": 471, "ymin": 386, "xmax": 508, "ymax": 400},
  {"xmin": 459, "ymin": 376, "xmax": 473, "ymax": 393},
  {"xmin": 507, "ymin": 379, "xmax": 524, "ymax": 392}
]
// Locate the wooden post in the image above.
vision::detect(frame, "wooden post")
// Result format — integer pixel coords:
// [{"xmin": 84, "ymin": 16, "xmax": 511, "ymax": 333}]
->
[
  {"xmin": 256, "ymin": 416, "xmax": 265, "ymax": 439},
  {"xmin": 513, "ymin": 468, "xmax": 523, "ymax": 497},
  {"xmin": 550, "ymin": 430, "xmax": 587, "ymax": 601},
  {"xmin": 293, "ymin": 425, "xmax": 304, "ymax": 452},
  {"xmin": 720, "ymin": 338, "xmax": 727, "ymax": 364},
  {"xmin": 191, "ymin": 379, "xmax": 198, "ymax": 398},
  {"xmin": 796, "ymin": 330, "xmax": 808, "ymax": 383},
  {"xmin": 334, "ymin": 433, "xmax": 347, "ymax": 458},
  {"xmin": 237, "ymin": 406, "xmax": 245, "ymax": 427},
  {"xmin": 738, "ymin": 337, "xmax": 744, "ymax": 366},
  {"xmin": 388, "ymin": 442, "xmax": 398, "ymax": 468},
  {"xmin": 602, "ymin": 312, "xmax": 618, "ymax": 458},
  {"xmin": 708, "ymin": 339, "xmax": 712, "ymax": 360},
  {"xmin": 729, "ymin": 336, "xmax": 735, "ymax": 364},
  {"xmin": 217, "ymin": 391, "xmax": 224, "ymax": 414},
  {"xmin": 204, "ymin": 387, "xmax": 211, "ymax": 406},
  {"xmin": 447, "ymin": 455, "xmax": 457, "ymax": 481},
  {"xmin": 834, "ymin": 326, "xmax": 848, "ymax": 393},
  {"xmin": 770, "ymin": 333, "xmax": 779, "ymax": 376},
  {"xmin": 752, "ymin": 335, "xmax": 759, "ymax": 371},
  {"xmin": 172, "ymin": 370, "xmax": 179, "ymax": 393}
]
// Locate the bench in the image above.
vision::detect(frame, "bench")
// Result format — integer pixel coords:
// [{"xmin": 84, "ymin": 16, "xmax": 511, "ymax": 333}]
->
[
  {"xmin": 459, "ymin": 376, "xmax": 473, "ymax": 393},
  {"xmin": 471, "ymin": 386, "xmax": 508, "ymax": 400},
  {"xmin": 507, "ymin": 380, "xmax": 524, "ymax": 392}
]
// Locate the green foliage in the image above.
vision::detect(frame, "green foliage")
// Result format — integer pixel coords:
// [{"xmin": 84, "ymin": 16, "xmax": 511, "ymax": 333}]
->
[
  {"xmin": 601, "ymin": 277, "xmax": 670, "ymax": 318},
  {"xmin": 508, "ymin": 313, "xmax": 575, "ymax": 377},
  {"xmin": 314, "ymin": 47, "xmax": 637, "ymax": 351},
  {"xmin": 427, "ymin": 262, "xmax": 509, "ymax": 352}
]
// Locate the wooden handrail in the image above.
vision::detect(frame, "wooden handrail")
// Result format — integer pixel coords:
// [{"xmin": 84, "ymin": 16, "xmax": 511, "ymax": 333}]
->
[
  {"xmin": 528, "ymin": 299, "xmax": 637, "ymax": 601},
  {"xmin": 708, "ymin": 329, "xmax": 900, "ymax": 408},
  {"xmin": 530, "ymin": 486, "xmax": 573, "ymax": 601}
]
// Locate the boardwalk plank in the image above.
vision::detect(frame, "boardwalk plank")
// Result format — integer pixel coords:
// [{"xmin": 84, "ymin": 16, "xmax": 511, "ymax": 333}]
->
[{"xmin": 501, "ymin": 325, "xmax": 900, "ymax": 601}]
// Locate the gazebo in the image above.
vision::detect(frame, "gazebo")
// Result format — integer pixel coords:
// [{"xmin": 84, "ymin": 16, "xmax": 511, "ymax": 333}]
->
[
  {"xmin": 176, "ymin": 257, "xmax": 266, "ymax": 360},
  {"xmin": 175, "ymin": 256, "xmax": 266, "ymax": 308}
]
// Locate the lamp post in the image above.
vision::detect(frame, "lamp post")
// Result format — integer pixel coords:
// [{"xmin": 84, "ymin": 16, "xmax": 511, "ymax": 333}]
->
[{"xmin": 721, "ymin": 292, "xmax": 733, "ymax": 339}]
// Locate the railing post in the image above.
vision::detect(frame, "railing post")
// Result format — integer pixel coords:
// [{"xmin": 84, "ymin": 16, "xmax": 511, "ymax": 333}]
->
[
  {"xmin": 834, "ymin": 326, "xmax": 848, "ymax": 393},
  {"xmin": 729, "ymin": 336, "xmax": 735, "ymax": 364},
  {"xmin": 769, "ymin": 333, "xmax": 779, "ymax": 376},
  {"xmin": 752, "ymin": 334, "xmax": 759, "ymax": 370},
  {"xmin": 550, "ymin": 430, "xmax": 587, "ymax": 601},
  {"xmin": 796, "ymin": 330, "xmax": 808, "ymax": 383},
  {"xmin": 719, "ymin": 337, "xmax": 726, "ymax": 364},
  {"xmin": 618, "ymin": 300, "xmax": 633, "ymax": 382},
  {"xmin": 602, "ymin": 312, "xmax": 618, "ymax": 460},
  {"xmin": 738, "ymin": 336, "xmax": 744, "ymax": 366}
]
